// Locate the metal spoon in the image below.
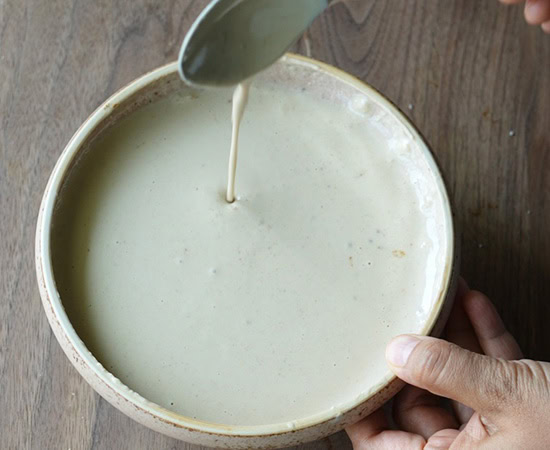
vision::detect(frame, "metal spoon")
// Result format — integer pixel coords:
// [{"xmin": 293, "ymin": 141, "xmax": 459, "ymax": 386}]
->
[{"xmin": 178, "ymin": 0, "xmax": 330, "ymax": 87}]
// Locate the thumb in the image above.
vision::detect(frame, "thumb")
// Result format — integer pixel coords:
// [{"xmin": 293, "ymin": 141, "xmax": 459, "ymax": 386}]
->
[{"xmin": 386, "ymin": 334, "xmax": 514, "ymax": 416}]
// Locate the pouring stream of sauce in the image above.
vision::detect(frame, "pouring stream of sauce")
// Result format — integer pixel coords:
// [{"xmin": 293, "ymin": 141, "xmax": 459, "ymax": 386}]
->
[{"xmin": 226, "ymin": 82, "xmax": 250, "ymax": 203}]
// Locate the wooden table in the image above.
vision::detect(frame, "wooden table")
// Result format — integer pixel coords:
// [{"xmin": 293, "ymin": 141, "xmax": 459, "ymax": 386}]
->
[{"xmin": 2, "ymin": 0, "xmax": 549, "ymax": 448}]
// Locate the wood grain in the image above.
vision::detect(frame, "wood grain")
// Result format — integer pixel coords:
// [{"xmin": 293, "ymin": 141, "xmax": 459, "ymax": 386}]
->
[{"xmin": 1, "ymin": 0, "xmax": 549, "ymax": 448}]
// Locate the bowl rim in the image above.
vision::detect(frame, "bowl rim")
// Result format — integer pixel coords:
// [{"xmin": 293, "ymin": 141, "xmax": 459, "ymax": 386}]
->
[{"xmin": 35, "ymin": 53, "xmax": 456, "ymax": 438}]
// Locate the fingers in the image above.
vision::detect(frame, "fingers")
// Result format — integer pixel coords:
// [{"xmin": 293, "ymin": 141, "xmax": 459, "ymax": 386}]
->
[
  {"xmin": 444, "ymin": 278, "xmax": 479, "ymax": 423},
  {"xmin": 499, "ymin": 0, "xmax": 550, "ymax": 31},
  {"xmin": 450, "ymin": 397, "xmax": 474, "ymax": 427},
  {"xmin": 424, "ymin": 429, "xmax": 460, "ymax": 450},
  {"xmin": 453, "ymin": 412, "xmax": 494, "ymax": 444},
  {"xmin": 463, "ymin": 290, "xmax": 523, "ymax": 360},
  {"xmin": 346, "ymin": 409, "xmax": 426, "ymax": 449},
  {"xmin": 385, "ymin": 335, "xmax": 514, "ymax": 415},
  {"xmin": 435, "ymin": 414, "xmax": 491, "ymax": 449},
  {"xmin": 445, "ymin": 278, "xmax": 483, "ymax": 354},
  {"xmin": 346, "ymin": 409, "xmax": 388, "ymax": 444},
  {"xmin": 524, "ymin": 0, "xmax": 550, "ymax": 25},
  {"xmin": 441, "ymin": 280, "xmax": 521, "ymax": 422},
  {"xmin": 393, "ymin": 385, "xmax": 458, "ymax": 439}
]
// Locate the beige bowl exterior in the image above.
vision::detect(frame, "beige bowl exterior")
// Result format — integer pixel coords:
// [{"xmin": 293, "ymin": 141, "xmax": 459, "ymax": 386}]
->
[{"xmin": 36, "ymin": 55, "xmax": 459, "ymax": 449}]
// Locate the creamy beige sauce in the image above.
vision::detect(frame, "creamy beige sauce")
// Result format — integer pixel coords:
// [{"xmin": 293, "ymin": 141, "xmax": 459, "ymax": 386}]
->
[
  {"xmin": 226, "ymin": 81, "xmax": 250, "ymax": 203},
  {"xmin": 52, "ymin": 80, "xmax": 450, "ymax": 426}
]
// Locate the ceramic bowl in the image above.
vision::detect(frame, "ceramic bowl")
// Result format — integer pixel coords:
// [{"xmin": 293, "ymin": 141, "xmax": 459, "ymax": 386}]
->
[{"xmin": 36, "ymin": 54, "xmax": 459, "ymax": 448}]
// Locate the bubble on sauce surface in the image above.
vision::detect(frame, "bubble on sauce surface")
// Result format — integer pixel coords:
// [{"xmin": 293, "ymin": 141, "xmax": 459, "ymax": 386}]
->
[{"xmin": 348, "ymin": 95, "xmax": 370, "ymax": 116}]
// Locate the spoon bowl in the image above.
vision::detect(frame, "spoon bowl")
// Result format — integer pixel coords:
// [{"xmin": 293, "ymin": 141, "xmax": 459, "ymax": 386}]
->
[{"xmin": 178, "ymin": 0, "xmax": 329, "ymax": 86}]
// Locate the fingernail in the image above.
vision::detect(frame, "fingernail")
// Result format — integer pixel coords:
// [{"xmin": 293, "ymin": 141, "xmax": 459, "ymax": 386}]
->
[{"xmin": 386, "ymin": 335, "xmax": 420, "ymax": 367}]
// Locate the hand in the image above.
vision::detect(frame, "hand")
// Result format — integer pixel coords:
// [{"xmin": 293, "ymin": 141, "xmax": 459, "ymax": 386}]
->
[
  {"xmin": 346, "ymin": 279, "xmax": 550, "ymax": 449},
  {"xmin": 499, "ymin": 0, "xmax": 550, "ymax": 33}
]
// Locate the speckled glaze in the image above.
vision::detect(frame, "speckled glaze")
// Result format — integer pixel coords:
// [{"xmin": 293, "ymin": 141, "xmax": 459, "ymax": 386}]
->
[{"xmin": 36, "ymin": 55, "xmax": 459, "ymax": 449}]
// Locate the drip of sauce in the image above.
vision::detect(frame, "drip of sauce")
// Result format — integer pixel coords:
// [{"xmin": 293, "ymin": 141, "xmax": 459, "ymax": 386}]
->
[{"xmin": 226, "ymin": 81, "xmax": 250, "ymax": 203}]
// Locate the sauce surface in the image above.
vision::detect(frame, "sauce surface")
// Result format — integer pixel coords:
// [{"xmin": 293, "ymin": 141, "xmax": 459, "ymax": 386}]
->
[{"xmin": 52, "ymin": 79, "xmax": 450, "ymax": 426}]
